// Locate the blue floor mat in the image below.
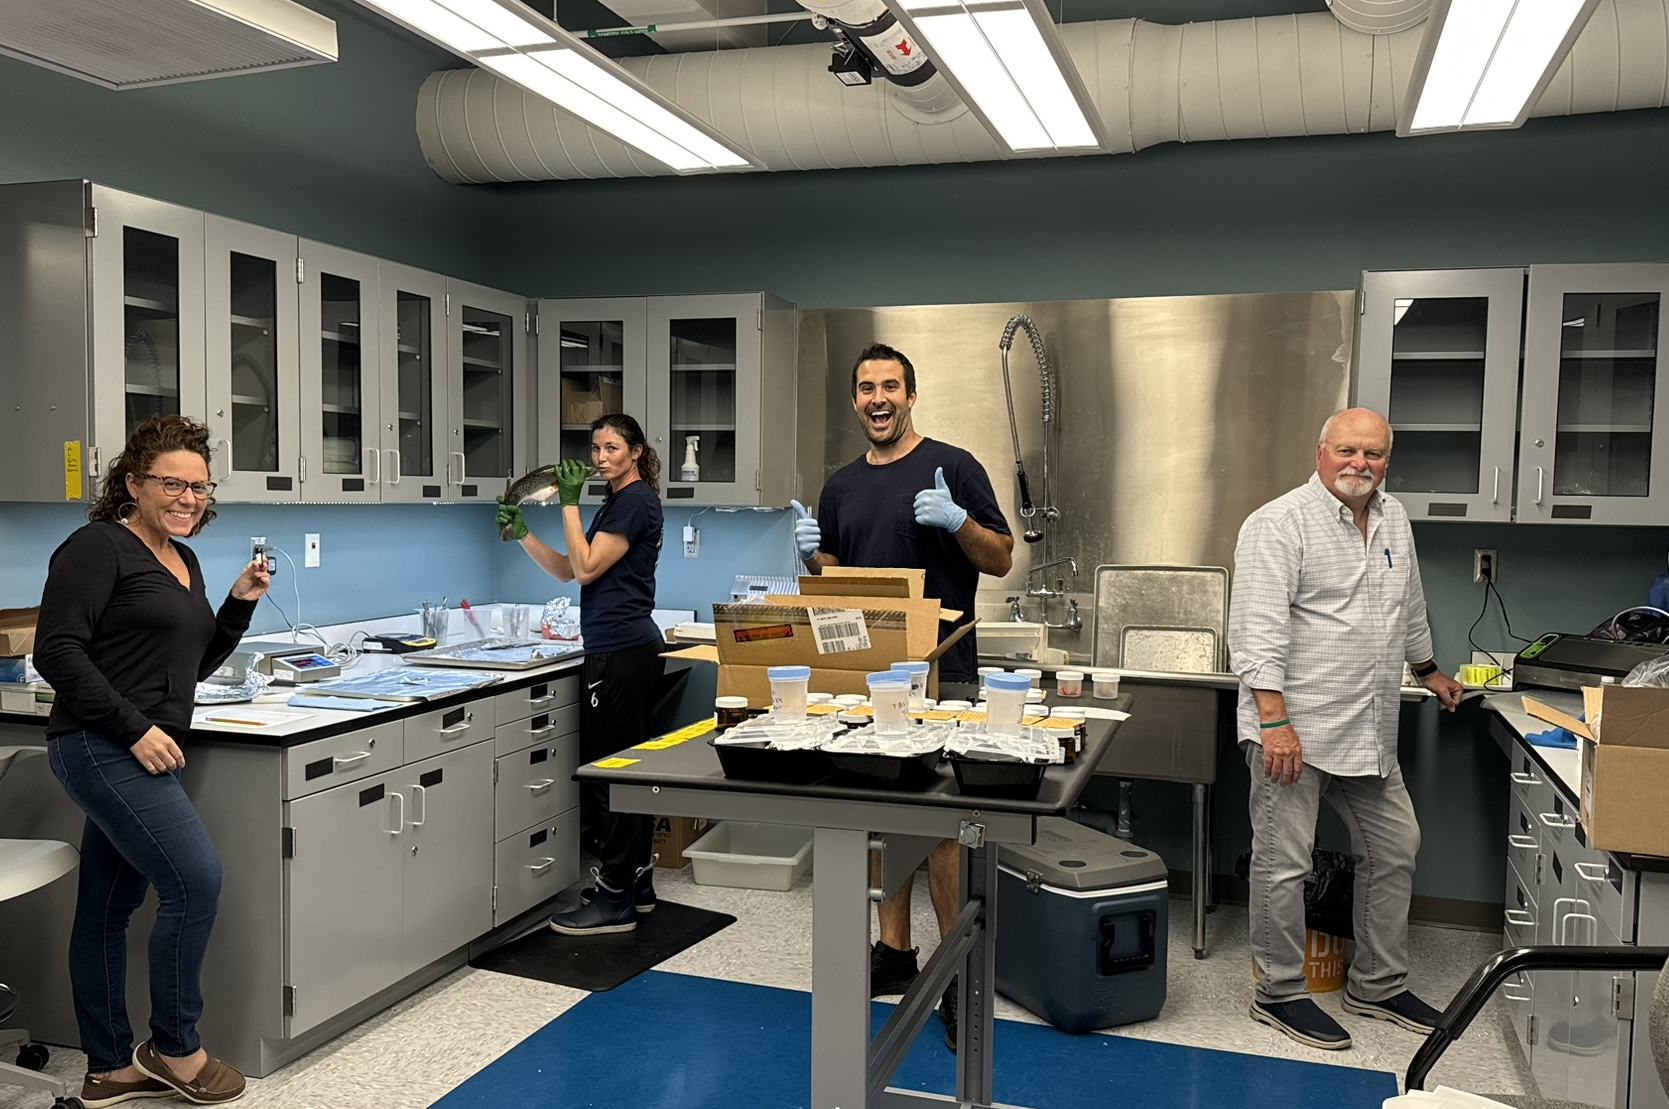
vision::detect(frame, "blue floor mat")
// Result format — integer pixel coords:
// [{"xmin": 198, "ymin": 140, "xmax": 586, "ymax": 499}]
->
[{"xmin": 435, "ymin": 970, "xmax": 1398, "ymax": 1109}]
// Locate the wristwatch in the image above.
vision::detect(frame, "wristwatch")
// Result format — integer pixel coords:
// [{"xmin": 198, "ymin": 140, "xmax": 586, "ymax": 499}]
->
[{"xmin": 1411, "ymin": 660, "xmax": 1439, "ymax": 679}]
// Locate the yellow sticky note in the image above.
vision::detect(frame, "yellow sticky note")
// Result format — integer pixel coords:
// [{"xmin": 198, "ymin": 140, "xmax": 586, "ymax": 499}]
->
[
  {"xmin": 917, "ymin": 710, "xmax": 958, "ymax": 721},
  {"xmin": 64, "ymin": 441, "xmax": 83, "ymax": 501},
  {"xmin": 591, "ymin": 757, "xmax": 639, "ymax": 769},
  {"xmin": 633, "ymin": 718, "xmax": 716, "ymax": 750},
  {"xmin": 806, "ymin": 703, "xmax": 841, "ymax": 716}
]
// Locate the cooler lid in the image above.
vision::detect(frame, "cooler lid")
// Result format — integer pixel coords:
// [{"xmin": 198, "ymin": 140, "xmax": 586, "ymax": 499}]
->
[{"xmin": 997, "ymin": 816, "xmax": 1167, "ymax": 890}]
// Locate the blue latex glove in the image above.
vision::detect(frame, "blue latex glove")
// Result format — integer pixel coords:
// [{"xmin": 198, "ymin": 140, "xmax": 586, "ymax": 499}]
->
[
  {"xmin": 1526, "ymin": 726, "xmax": 1578, "ymax": 750},
  {"xmin": 790, "ymin": 499, "xmax": 822, "ymax": 560},
  {"xmin": 913, "ymin": 466, "xmax": 968, "ymax": 532}
]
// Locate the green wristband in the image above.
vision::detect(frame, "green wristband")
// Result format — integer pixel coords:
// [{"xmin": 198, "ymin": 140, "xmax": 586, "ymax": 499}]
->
[{"xmin": 1259, "ymin": 718, "xmax": 1291, "ymax": 730}]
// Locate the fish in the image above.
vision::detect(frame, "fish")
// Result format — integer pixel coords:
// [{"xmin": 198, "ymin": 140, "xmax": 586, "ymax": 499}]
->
[{"xmin": 498, "ymin": 464, "xmax": 597, "ymax": 540}]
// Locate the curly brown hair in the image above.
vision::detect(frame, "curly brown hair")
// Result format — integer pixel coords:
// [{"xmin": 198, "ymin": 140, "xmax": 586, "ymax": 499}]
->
[{"xmin": 89, "ymin": 415, "xmax": 218, "ymax": 537}]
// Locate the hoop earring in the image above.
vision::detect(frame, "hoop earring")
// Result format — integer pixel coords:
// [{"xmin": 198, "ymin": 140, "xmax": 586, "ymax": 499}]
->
[{"xmin": 116, "ymin": 501, "xmax": 138, "ymax": 523}]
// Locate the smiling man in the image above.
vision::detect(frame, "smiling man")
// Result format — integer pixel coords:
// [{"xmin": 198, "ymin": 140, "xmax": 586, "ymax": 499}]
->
[
  {"xmin": 791, "ymin": 342, "xmax": 1012, "ymax": 1049},
  {"xmin": 1229, "ymin": 407, "xmax": 1464, "ymax": 1052}
]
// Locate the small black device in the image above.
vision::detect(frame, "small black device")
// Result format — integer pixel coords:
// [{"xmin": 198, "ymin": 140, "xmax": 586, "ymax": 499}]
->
[
  {"xmin": 368, "ymin": 633, "xmax": 437, "ymax": 654},
  {"xmin": 253, "ymin": 544, "xmax": 277, "ymax": 574},
  {"xmin": 1514, "ymin": 632, "xmax": 1669, "ymax": 692}
]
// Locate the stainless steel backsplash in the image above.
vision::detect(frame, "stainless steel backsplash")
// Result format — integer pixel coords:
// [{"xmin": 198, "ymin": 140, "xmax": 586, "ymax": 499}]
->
[{"xmin": 796, "ymin": 292, "xmax": 1357, "ymax": 662}]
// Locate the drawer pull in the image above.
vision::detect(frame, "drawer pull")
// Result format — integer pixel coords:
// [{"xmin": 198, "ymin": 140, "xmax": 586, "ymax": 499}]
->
[
  {"xmin": 1538, "ymin": 812, "xmax": 1575, "ymax": 830},
  {"xmin": 1574, "ymin": 861, "xmax": 1610, "ymax": 884},
  {"xmin": 409, "ymin": 783, "xmax": 428, "ymax": 827},
  {"xmin": 528, "ymin": 721, "xmax": 557, "ymax": 738},
  {"xmin": 526, "ymin": 857, "xmax": 556, "ymax": 875},
  {"xmin": 524, "ymin": 778, "xmax": 556, "ymax": 793},
  {"xmin": 332, "ymin": 751, "xmax": 373, "ymax": 770},
  {"xmin": 387, "ymin": 791, "xmax": 404, "ymax": 836},
  {"xmin": 1508, "ymin": 834, "xmax": 1537, "ymax": 850},
  {"xmin": 1559, "ymin": 909, "xmax": 1597, "ymax": 945},
  {"xmin": 1510, "ymin": 772, "xmax": 1541, "ymax": 786},
  {"xmin": 1503, "ymin": 984, "xmax": 1532, "ymax": 1003},
  {"xmin": 528, "ymin": 693, "xmax": 557, "ymax": 706},
  {"xmin": 1504, "ymin": 909, "xmax": 1535, "ymax": 927},
  {"xmin": 438, "ymin": 712, "xmax": 474, "ymax": 736}
]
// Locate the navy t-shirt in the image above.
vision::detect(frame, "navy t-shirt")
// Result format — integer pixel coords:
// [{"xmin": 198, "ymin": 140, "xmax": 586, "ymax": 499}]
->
[
  {"xmin": 816, "ymin": 438, "xmax": 1009, "ymax": 682},
  {"xmin": 580, "ymin": 480, "xmax": 663, "ymax": 653}
]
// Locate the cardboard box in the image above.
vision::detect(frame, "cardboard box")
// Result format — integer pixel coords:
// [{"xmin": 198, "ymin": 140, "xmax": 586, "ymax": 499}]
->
[
  {"xmin": 664, "ymin": 571, "xmax": 969, "ymax": 707},
  {"xmin": 0, "ymin": 608, "xmax": 38, "ymax": 655},
  {"xmin": 559, "ymin": 376, "xmax": 624, "ymax": 425},
  {"xmin": 652, "ymin": 814, "xmax": 710, "ymax": 868},
  {"xmin": 1529, "ymin": 687, "xmax": 1669, "ymax": 857}
]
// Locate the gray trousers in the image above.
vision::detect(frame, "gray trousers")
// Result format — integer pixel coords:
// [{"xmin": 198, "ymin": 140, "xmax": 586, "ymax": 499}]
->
[{"xmin": 1244, "ymin": 742, "xmax": 1420, "ymax": 1005}]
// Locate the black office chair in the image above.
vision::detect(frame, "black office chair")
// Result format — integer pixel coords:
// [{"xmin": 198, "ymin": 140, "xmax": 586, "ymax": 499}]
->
[{"xmin": 1406, "ymin": 945, "xmax": 1669, "ymax": 1107}]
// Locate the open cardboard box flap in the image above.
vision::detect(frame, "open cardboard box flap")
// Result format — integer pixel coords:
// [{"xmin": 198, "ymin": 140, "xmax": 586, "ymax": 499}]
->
[
  {"xmin": 0, "ymin": 607, "xmax": 39, "ymax": 656},
  {"xmin": 807, "ymin": 567, "xmax": 925, "ymax": 598},
  {"xmin": 1522, "ymin": 696, "xmax": 1594, "ymax": 741},
  {"xmin": 1526, "ymin": 686, "xmax": 1669, "ymax": 748}
]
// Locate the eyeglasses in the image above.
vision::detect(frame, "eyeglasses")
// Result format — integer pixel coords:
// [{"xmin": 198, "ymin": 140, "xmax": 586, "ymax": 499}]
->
[{"xmin": 137, "ymin": 474, "xmax": 217, "ymax": 498}]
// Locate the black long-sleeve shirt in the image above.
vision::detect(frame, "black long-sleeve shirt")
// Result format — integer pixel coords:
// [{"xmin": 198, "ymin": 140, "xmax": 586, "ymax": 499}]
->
[{"xmin": 35, "ymin": 520, "xmax": 256, "ymax": 745}]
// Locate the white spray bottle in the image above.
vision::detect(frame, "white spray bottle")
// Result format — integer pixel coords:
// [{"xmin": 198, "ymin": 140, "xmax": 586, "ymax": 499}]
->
[{"xmin": 681, "ymin": 435, "xmax": 701, "ymax": 481}]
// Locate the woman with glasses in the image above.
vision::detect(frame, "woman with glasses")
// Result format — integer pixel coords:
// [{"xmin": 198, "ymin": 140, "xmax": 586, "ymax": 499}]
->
[{"xmin": 33, "ymin": 414, "xmax": 268, "ymax": 1107}]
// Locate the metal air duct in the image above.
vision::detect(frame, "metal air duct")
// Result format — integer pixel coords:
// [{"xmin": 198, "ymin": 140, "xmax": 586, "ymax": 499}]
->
[
  {"xmin": 1325, "ymin": 0, "xmax": 1434, "ymax": 34},
  {"xmin": 415, "ymin": 0, "xmax": 1669, "ymax": 181}
]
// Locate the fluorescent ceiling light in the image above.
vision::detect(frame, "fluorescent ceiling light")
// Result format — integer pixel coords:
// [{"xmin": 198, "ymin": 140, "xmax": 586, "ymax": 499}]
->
[
  {"xmin": 355, "ymin": 0, "xmax": 755, "ymax": 172},
  {"xmin": 889, "ymin": 0, "xmax": 1104, "ymax": 154},
  {"xmin": 1403, "ymin": 0, "xmax": 1600, "ymax": 134}
]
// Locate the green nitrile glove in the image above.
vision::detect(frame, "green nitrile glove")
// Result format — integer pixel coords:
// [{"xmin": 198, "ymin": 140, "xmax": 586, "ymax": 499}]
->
[
  {"xmin": 496, "ymin": 495, "xmax": 528, "ymax": 541},
  {"xmin": 556, "ymin": 459, "xmax": 588, "ymax": 507}
]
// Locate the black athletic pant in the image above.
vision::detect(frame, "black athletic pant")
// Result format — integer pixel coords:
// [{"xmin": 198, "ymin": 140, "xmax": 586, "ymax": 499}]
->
[{"xmin": 580, "ymin": 637, "xmax": 665, "ymax": 888}]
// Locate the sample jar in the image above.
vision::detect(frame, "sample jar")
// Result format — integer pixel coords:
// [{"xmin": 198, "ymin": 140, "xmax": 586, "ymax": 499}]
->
[
  {"xmin": 985, "ymin": 672, "xmax": 1031, "ymax": 737},
  {"xmin": 714, "ymin": 696, "xmax": 751, "ymax": 734},
  {"xmin": 834, "ymin": 694, "xmax": 866, "ymax": 708},
  {"xmin": 939, "ymin": 700, "xmax": 973, "ymax": 712},
  {"xmin": 890, "ymin": 660, "xmax": 931, "ymax": 712},
  {"xmin": 1055, "ymin": 669, "xmax": 1084, "ymax": 698},
  {"xmin": 867, "ymin": 671, "xmax": 912, "ymax": 736},
  {"xmin": 1016, "ymin": 667, "xmax": 1043, "ymax": 689},
  {"xmin": 768, "ymin": 665, "xmax": 812, "ymax": 721},
  {"xmin": 977, "ymin": 665, "xmax": 1004, "ymax": 682},
  {"xmin": 1025, "ymin": 688, "xmax": 1046, "ymax": 704},
  {"xmin": 1091, "ymin": 670, "xmax": 1121, "ymax": 699},
  {"xmin": 807, "ymin": 692, "xmax": 835, "ymax": 705}
]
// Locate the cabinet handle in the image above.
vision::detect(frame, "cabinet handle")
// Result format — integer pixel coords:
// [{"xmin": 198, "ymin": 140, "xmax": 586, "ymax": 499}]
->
[
  {"xmin": 1535, "ymin": 466, "xmax": 1545, "ymax": 505},
  {"xmin": 1508, "ymin": 834, "xmax": 1538, "ymax": 850},
  {"xmin": 1504, "ymin": 908, "xmax": 1535, "ymax": 928},
  {"xmin": 1574, "ymin": 861, "xmax": 1610, "ymax": 884},
  {"xmin": 438, "ymin": 712, "xmax": 474, "ymax": 736},
  {"xmin": 527, "ymin": 720, "xmax": 557, "ymax": 738},
  {"xmin": 1559, "ymin": 908, "xmax": 1597, "ymax": 945},
  {"xmin": 449, "ymin": 450, "xmax": 466, "ymax": 486},
  {"xmin": 332, "ymin": 751, "xmax": 372, "ymax": 770},
  {"xmin": 1510, "ymin": 772, "xmax": 1541, "ymax": 786},
  {"xmin": 524, "ymin": 778, "xmax": 555, "ymax": 793},
  {"xmin": 526, "ymin": 857, "xmax": 556, "ymax": 875},
  {"xmin": 409, "ymin": 783, "xmax": 428, "ymax": 827},
  {"xmin": 1503, "ymin": 983, "xmax": 1532, "ymax": 1003},
  {"xmin": 1538, "ymin": 811, "xmax": 1575, "ymax": 830},
  {"xmin": 367, "ymin": 447, "xmax": 380, "ymax": 485},
  {"xmin": 387, "ymin": 791, "xmax": 404, "ymax": 835},
  {"xmin": 1492, "ymin": 466, "xmax": 1500, "ymax": 504},
  {"xmin": 528, "ymin": 693, "xmax": 557, "ymax": 706},
  {"xmin": 388, "ymin": 448, "xmax": 401, "ymax": 485},
  {"xmin": 216, "ymin": 438, "xmax": 233, "ymax": 481}
]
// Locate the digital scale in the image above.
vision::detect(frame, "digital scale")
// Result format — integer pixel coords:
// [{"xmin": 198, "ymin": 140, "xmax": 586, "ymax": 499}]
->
[
  {"xmin": 1514, "ymin": 632, "xmax": 1669, "ymax": 692},
  {"xmin": 237, "ymin": 640, "xmax": 342, "ymax": 683}
]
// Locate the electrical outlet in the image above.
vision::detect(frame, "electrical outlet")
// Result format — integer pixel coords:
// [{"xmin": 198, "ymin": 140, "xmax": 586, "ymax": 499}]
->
[
  {"xmin": 249, "ymin": 536, "xmax": 267, "ymax": 563},
  {"xmin": 683, "ymin": 524, "xmax": 699, "ymax": 559},
  {"xmin": 304, "ymin": 533, "xmax": 321, "ymax": 568},
  {"xmin": 1473, "ymin": 548, "xmax": 1498, "ymax": 584}
]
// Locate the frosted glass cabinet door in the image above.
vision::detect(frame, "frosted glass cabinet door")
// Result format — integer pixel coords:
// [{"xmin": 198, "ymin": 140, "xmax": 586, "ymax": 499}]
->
[
  {"xmin": 1519, "ymin": 264, "xmax": 1669, "ymax": 524},
  {"xmin": 87, "ymin": 186, "xmax": 206, "ymax": 493},
  {"xmin": 1355, "ymin": 269, "xmax": 1525, "ymax": 522},
  {"xmin": 647, "ymin": 294, "xmax": 763, "ymax": 506},
  {"xmin": 204, "ymin": 217, "xmax": 300, "ymax": 501},
  {"xmin": 446, "ymin": 279, "xmax": 526, "ymax": 501},
  {"xmin": 299, "ymin": 241, "xmax": 382, "ymax": 502},
  {"xmin": 378, "ymin": 262, "xmax": 449, "ymax": 503},
  {"xmin": 534, "ymin": 298, "xmax": 650, "ymax": 505}
]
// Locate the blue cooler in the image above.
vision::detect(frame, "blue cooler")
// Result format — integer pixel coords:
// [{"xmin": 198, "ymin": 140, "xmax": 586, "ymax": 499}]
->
[{"xmin": 995, "ymin": 817, "xmax": 1168, "ymax": 1033}]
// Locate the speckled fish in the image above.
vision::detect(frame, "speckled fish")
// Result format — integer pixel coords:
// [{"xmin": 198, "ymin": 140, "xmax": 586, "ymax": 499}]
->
[{"xmin": 498, "ymin": 465, "xmax": 562, "ymax": 541}]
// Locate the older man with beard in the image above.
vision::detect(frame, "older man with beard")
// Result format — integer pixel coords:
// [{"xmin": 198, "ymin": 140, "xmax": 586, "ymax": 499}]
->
[{"xmin": 1229, "ymin": 407, "xmax": 1464, "ymax": 1051}]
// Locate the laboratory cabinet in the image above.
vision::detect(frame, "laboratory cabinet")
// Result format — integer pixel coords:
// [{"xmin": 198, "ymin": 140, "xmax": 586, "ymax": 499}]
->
[
  {"xmin": 490, "ymin": 674, "xmax": 582, "ymax": 925},
  {"xmin": 298, "ymin": 240, "xmax": 384, "ymax": 501},
  {"xmin": 534, "ymin": 292, "xmax": 797, "ymax": 507},
  {"xmin": 445, "ymin": 277, "xmax": 528, "ymax": 502}
]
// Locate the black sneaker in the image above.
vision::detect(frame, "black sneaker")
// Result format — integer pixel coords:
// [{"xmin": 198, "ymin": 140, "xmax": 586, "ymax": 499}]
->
[
  {"xmin": 550, "ymin": 877, "xmax": 636, "ymax": 935},
  {"xmin": 1250, "ymin": 998, "xmax": 1353, "ymax": 1050},
  {"xmin": 581, "ymin": 867, "xmax": 658, "ymax": 914},
  {"xmin": 870, "ymin": 941, "xmax": 919, "ymax": 997},
  {"xmin": 1342, "ymin": 990, "xmax": 1442, "ymax": 1034},
  {"xmin": 938, "ymin": 978, "xmax": 959, "ymax": 1052}
]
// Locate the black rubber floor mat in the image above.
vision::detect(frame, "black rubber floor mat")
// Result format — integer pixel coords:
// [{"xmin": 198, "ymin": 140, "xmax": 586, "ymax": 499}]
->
[{"xmin": 469, "ymin": 900, "xmax": 737, "ymax": 992}]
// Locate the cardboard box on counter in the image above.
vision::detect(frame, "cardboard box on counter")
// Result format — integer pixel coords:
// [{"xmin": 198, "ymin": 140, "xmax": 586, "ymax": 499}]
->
[
  {"xmin": 652, "ymin": 815, "xmax": 709, "ymax": 868},
  {"xmin": 559, "ymin": 375, "xmax": 624, "ymax": 426},
  {"xmin": 664, "ymin": 571, "xmax": 969, "ymax": 707},
  {"xmin": 1526, "ymin": 687, "xmax": 1669, "ymax": 858},
  {"xmin": 0, "ymin": 607, "xmax": 39, "ymax": 656}
]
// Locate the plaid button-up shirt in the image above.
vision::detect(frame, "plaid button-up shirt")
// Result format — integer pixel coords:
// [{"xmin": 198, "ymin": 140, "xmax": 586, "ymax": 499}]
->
[{"xmin": 1228, "ymin": 474, "xmax": 1435, "ymax": 777}]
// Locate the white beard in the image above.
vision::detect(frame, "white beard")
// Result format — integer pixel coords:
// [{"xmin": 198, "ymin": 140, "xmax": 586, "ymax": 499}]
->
[{"xmin": 1334, "ymin": 472, "xmax": 1376, "ymax": 498}]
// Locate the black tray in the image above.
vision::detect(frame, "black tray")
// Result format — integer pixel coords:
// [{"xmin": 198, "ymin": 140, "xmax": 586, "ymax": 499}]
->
[
  {"xmin": 709, "ymin": 738, "xmax": 832, "ymax": 785},
  {"xmin": 947, "ymin": 752, "xmax": 1048, "ymax": 799},
  {"xmin": 826, "ymin": 748, "xmax": 941, "ymax": 790}
]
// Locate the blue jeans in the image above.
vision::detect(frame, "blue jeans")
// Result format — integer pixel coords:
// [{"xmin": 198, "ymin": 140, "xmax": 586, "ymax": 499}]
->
[{"xmin": 48, "ymin": 729, "xmax": 223, "ymax": 1073}]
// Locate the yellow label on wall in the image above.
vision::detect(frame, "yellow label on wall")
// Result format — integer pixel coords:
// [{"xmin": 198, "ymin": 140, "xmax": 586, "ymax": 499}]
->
[
  {"xmin": 64, "ymin": 441, "xmax": 83, "ymax": 500},
  {"xmin": 591, "ymin": 757, "xmax": 640, "ymax": 769}
]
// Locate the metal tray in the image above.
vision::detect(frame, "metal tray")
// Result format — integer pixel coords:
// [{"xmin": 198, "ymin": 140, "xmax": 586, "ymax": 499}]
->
[
  {"xmin": 401, "ymin": 638, "xmax": 584, "ymax": 671},
  {"xmin": 1093, "ymin": 564, "xmax": 1229, "ymax": 671}
]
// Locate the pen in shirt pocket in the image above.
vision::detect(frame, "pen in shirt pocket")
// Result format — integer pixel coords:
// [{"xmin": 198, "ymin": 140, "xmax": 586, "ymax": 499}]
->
[{"xmin": 1384, "ymin": 548, "xmax": 1393, "ymax": 568}]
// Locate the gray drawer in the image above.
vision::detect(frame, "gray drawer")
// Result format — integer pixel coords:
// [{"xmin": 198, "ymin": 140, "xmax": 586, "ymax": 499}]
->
[
  {"xmin": 1535, "ymin": 791, "xmax": 1578, "ymax": 857},
  {"xmin": 1568, "ymin": 833, "xmax": 1628, "ymax": 941},
  {"xmin": 283, "ymin": 719, "xmax": 404, "ymax": 799},
  {"xmin": 494, "ymin": 808, "xmax": 578, "ymax": 926},
  {"xmin": 1507, "ymin": 789, "xmax": 1542, "ymax": 887},
  {"xmin": 493, "ymin": 703, "xmax": 580, "ymax": 758},
  {"xmin": 1506, "ymin": 864, "xmax": 1538, "ymax": 941},
  {"xmin": 1509, "ymin": 749, "xmax": 1548, "ymax": 803},
  {"xmin": 405, "ymin": 698, "xmax": 493, "ymax": 763},
  {"xmin": 495, "ymin": 675, "xmax": 579, "ymax": 726},
  {"xmin": 495, "ymin": 733, "xmax": 580, "ymax": 837}
]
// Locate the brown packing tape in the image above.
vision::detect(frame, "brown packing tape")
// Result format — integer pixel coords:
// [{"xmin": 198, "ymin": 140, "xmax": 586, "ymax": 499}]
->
[
  {"xmin": 807, "ymin": 567, "xmax": 926, "ymax": 598},
  {"xmin": 797, "ymin": 576, "xmax": 913, "ymax": 599}
]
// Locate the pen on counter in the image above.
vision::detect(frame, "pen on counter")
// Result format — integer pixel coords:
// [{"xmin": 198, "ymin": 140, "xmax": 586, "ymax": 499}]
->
[{"xmin": 1384, "ymin": 548, "xmax": 1393, "ymax": 568}]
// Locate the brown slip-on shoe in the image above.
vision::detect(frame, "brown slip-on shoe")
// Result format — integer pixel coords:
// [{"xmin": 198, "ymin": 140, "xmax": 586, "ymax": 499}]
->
[
  {"xmin": 133, "ymin": 1040, "xmax": 246, "ymax": 1105},
  {"xmin": 79, "ymin": 1071, "xmax": 175, "ymax": 1108}
]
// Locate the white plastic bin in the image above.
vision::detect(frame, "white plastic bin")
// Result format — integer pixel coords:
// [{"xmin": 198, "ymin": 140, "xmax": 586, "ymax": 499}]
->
[{"xmin": 683, "ymin": 821, "xmax": 814, "ymax": 891}]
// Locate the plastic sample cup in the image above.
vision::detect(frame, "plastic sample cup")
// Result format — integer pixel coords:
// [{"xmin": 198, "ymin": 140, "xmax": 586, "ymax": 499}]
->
[
  {"xmin": 1016, "ymin": 667, "xmax": 1043, "ymax": 689},
  {"xmin": 807, "ymin": 692, "xmax": 835, "ymax": 705},
  {"xmin": 1055, "ymin": 669, "xmax": 1084, "ymax": 698},
  {"xmin": 715, "ymin": 696, "xmax": 751, "ymax": 733},
  {"xmin": 890, "ymin": 660, "xmax": 931, "ymax": 711},
  {"xmin": 1025, "ymin": 688, "xmax": 1046, "ymax": 704},
  {"xmin": 939, "ymin": 700, "xmax": 973, "ymax": 712},
  {"xmin": 767, "ymin": 665, "xmax": 812, "ymax": 721},
  {"xmin": 977, "ymin": 666, "xmax": 1004, "ymax": 683},
  {"xmin": 1091, "ymin": 671, "xmax": 1121, "ymax": 699},
  {"xmin": 985, "ymin": 672, "xmax": 1031, "ymax": 737},
  {"xmin": 866, "ymin": 671, "xmax": 912, "ymax": 736},
  {"xmin": 834, "ymin": 694, "xmax": 866, "ymax": 708}
]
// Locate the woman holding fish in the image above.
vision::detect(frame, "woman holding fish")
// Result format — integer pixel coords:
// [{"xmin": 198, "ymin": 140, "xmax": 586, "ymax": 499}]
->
[{"xmin": 497, "ymin": 413, "xmax": 666, "ymax": 935}]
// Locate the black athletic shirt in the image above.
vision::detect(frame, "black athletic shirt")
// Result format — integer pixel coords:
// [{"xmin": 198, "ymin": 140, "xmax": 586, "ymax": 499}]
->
[
  {"xmin": 816, "ymin": 438, "xmax": 1010, "ymax": 682},
  {"xmin": 580, "ymin": 480, "xmax": 663, "ymax": 654},
  {"xmin": 35, "ymin": 520, "xmax": 257, "ymax": 745}
]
